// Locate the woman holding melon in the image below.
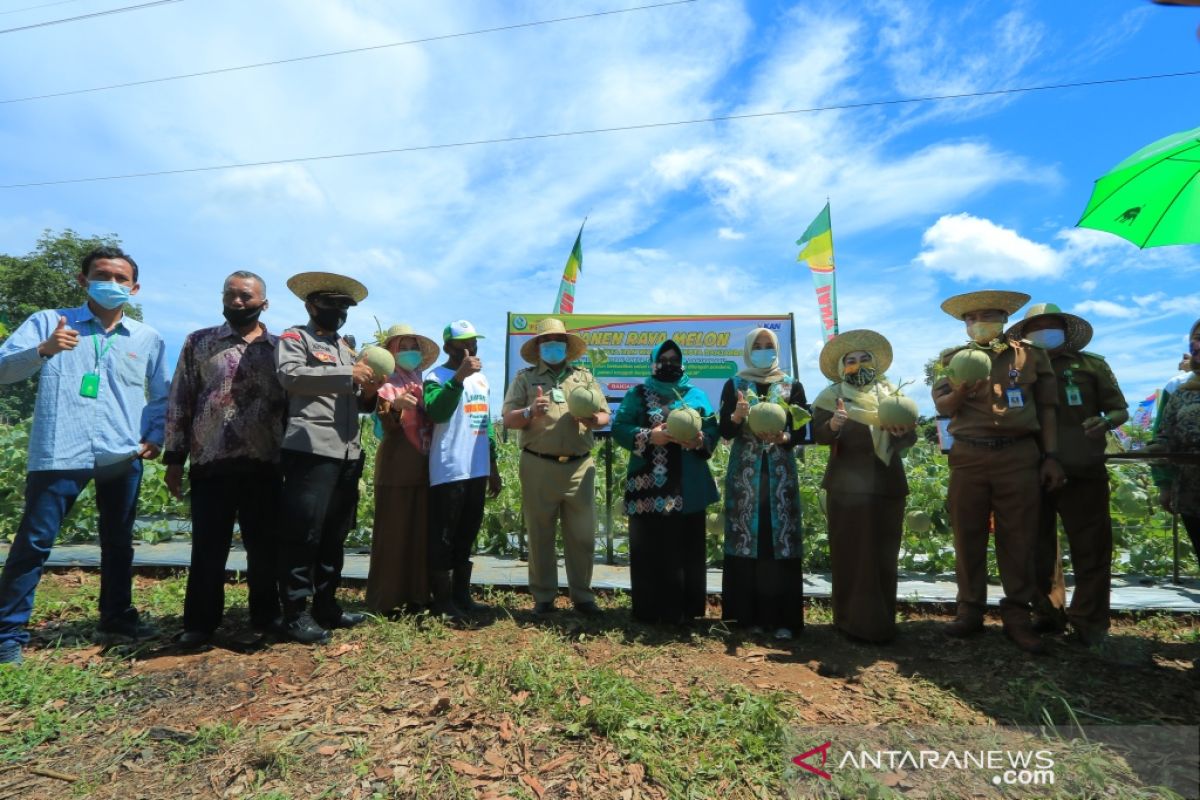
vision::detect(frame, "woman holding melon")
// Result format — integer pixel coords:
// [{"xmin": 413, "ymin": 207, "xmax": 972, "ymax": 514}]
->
[
  {"xmin": 717, "ymin": 327, "xmax": 808, "ymax": 640},
  {"xmin": 613, "ymin": 340, "xmax": 719, "ymax": 625},
  {"xmin": 365, "ymin": 324, "xmax": 440, "ymax": 616},
  {"xmin": 812, "ymin": 330, "xmax": 918, "ymax": 643}
]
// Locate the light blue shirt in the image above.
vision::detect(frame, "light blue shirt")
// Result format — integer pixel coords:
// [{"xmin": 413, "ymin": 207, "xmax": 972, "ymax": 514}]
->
[{"xmin": 0, "ymin": 304, "xmax": 169, "ymax": 471}]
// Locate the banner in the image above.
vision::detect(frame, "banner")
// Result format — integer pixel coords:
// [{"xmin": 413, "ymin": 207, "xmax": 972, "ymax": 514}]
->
[
  {"xmin": 796, "ymin": 203, "xmax": 838, "ymax": 342},
  {"xmin": 552, "ymin": 222, "xmax": 585, "ymax": 315},
  {"xmin": 504, "ymin": 313, "xmax": 797, "ymax": 413}
]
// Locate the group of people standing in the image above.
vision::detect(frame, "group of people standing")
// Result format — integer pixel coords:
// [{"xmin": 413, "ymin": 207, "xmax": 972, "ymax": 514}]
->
[{"xmin": 0, "ymin": 245, "xmax": 1192, "ymax": 666}]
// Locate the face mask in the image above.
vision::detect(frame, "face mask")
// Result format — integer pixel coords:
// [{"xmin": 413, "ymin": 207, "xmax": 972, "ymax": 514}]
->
[
  {"xmin": 88, "ymin": 280, "xmax": 131, "ymax": 310},
  {"xmin": 1027, "ymin": 329, "xmax": 1066, "ymax": 350},
  {"xmin": 655, "ymin": 362, "xmax": 684, "ymax": 382},
  {"xmin": 844, "ymin": 367, "xmax": 877, "ymax": 387},
  {"xmin": 395, "ymin": 350, "xmax": 423, "ymax": 371},
  {"xmin": 967, "ymin": 321, "xmax": 1005, "ymax": 344},
  {"xmin": 540, "ymin": 341, "xmax": 568, "ymax": 365},
  {"xmin": 222, "ymin": 303, "xmax": 263, "ymax": 328},
  {"xmin": 312, "ymin": 307, "xmax": 347, "ymax": 332},
  {"xmin": 749, "ymin": 348, "xmax": 776, "ymax": 369}
]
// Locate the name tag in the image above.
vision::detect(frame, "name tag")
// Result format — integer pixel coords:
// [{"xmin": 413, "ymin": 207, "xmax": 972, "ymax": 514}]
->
[
  {"xmin": 1065, "ymin": 385, "xmax": 1083, "ymax": 406},
  {"xmin": 80, "ymin": 372, "xmax": 100, "ymax": 398},
  {"xmin": 1005, "ymin": 387, "xmax": 1024, "ymax": 408},
  {"xmin": 550, "ymin": 388, "xmax": 565, "ymax": 403}
]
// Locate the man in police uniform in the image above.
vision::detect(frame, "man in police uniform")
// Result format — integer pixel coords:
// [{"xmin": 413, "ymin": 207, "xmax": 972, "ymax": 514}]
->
[
  {"xmin": 1007, "ymin": 304, "xmax": 1128, "ymax": 646},
  {"xmin": 502, "ymin": 318, "xmax": 610, "ymax": 616},
  {"xmin": 275, "ymin": 272, "xmax": 382, "ymax": 644},
  {"xmin": 932, "ymin": 290, "xmax": 1065, "ymax": 654}
]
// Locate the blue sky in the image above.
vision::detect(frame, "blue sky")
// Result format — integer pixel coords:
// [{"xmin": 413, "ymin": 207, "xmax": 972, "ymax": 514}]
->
[{"xmin": 0, "ymin": 0, "xmax": 1197, "ymax": 413}]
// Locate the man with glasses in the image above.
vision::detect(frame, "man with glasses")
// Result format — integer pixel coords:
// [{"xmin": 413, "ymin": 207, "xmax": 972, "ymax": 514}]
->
[{"xmin": 275, "ymin": 272, "xmax": 382, "ymax": 644}]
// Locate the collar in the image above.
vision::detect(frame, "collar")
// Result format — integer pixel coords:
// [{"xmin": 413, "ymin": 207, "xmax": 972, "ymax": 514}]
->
[
  {"xmin": 75, "ymin": 302, "xmax": 129, "ymax": 333},
  {"xmin": 218, "ymin": 321, "xmax": 271, "ymax": 342},
  {"xmin": 303, "ymin": 320, "xmax": 339, "ymax": 341}
]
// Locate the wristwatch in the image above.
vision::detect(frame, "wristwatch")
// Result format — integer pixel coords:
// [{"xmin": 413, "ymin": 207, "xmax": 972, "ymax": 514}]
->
[{"xmin": 522, "ymin": 406, "xmax": 532, "ymax": 420}]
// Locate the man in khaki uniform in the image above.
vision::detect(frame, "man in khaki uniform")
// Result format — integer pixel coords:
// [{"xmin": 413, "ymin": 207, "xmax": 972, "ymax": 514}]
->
[
  {"xmin": 1007, "ymin": 304, "xmax": 1128, "ymax": 645},
  {"xmin": 502, "ymin": 318, "xmax": 610, "ymax": 616},
  {"xmin": 932, "ymin": 290, "xmax": 1065, "ymax": 654}
]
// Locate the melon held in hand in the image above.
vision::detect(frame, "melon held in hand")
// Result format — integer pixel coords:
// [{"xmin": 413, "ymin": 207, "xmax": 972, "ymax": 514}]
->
[
  {"xmin": 878, "ymin": 395, "xmax": 919, "ymax": 427},
  {"xmin": 666, "ymin": 406, "xmax": 703, "ymax": 441},
  {"xmin": 358, "ymin": 345, "xmax": 396, "ymax": 379},
  {"xmin": 567, "ymin": 383, "xmax": 606, "ymax": 418},
  {"xmin": 948, "ymin": 349, "xmax": 991, "ymax": 388},
  {"xmin": 748, "ymin": 402, "xmax": 787, "ymax": 435}
]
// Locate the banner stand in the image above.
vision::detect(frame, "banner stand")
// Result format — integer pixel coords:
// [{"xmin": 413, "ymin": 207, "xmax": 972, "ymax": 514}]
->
[{"xmin": 605, "ymin": 435, "xmax": 614, "ymax": 565}]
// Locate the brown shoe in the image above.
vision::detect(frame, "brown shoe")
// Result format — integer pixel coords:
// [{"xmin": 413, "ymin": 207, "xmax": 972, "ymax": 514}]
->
[
  {"xmin": 1004, "ymin": 623, "xmax": 1046, "ymax": 654},
  {"xmin": 945, "ymin": 613, "xmax": 984, "ymax": 637}
]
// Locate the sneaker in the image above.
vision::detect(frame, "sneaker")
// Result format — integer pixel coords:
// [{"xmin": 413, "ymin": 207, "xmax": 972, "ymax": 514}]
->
[
  {"xmin": 0, "ymin": 640, "xmax": 22, "ymax": 666},
  {"xmin": 95, "ymin": 616, "xmax": 160, "ymax": 643},
  {"xmin": 316, "ymin": 611, "xmax": 367, "ymax": 630},
  {"xmin": 281, "ymin": 613, "xmax": 332, "ymax": 645},
  {"xmin": 176, "ymin": 630, "xmax": 212, "ymax": 649}
]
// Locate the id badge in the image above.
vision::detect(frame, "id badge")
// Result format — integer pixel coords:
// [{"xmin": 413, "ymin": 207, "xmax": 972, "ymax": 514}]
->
[
  {"xmin": 80, "ymin": 372, "xmax": 100, "ymax": 398},
  {"xmin": 550, "ymin": 388, "xmax": 565, "ymax": 403},
  {"xmin": 1065, "ymin": 385, "xmax": 1083, "ymax": 406},
  {"xmin": 1005, "ymin": 387, "xmax": 1024, "ymax": 408}
]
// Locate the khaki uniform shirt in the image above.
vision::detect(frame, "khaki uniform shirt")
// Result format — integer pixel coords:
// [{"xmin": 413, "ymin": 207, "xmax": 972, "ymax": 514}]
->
[
  {"xmin": 933, "ymin": 340, "xmax": 1057, "ymax": 438},
  {"xmin": 502, "ymin": 363, "xmax": 610, "ymax": 457},
  {"xmin": 276, "ymin": 322, "xmax": 368, "ymax": 460},
  {"xmin": 1048, "ymin": 349, "xmax": 1126, "ymax": 477}
]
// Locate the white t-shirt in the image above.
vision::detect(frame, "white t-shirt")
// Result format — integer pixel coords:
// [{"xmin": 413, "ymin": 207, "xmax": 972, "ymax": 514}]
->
[{"xmin": 428, "ymin": 365, "xmax": 492, "ymax": 486}]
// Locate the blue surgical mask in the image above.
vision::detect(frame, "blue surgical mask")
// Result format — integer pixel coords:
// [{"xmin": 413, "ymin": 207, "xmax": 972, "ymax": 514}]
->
[
  {"xmin": 540, "ymin": 341, "xmax": 567, "ymax": 364},
  {"xmin": 395, "ymin": 350, "xmax": 423, "ymax": 371},
  {"xmin": 88, "ymin": 280, "xmax": 132, "ymax": 310},
  {"xmin": 1027, "ymin": 329, "xmax": 1066, "ymax": 350},
  {"xmin": 750, "ymin": 348, "xmax": 776, "ymax": 369}
]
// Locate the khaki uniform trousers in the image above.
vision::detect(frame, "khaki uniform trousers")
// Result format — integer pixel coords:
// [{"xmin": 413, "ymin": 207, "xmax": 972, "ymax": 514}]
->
[
  {"xmin": 1036, "ymin": 471, "xmax": 1113, "ymax": 635},
  {"xmin": 948, "ymin": 436, "xmax": 1041, "ymax": 623},
  {"xmin": 520, "ymin": 451, "xmax": 597, "ymax": 604}
]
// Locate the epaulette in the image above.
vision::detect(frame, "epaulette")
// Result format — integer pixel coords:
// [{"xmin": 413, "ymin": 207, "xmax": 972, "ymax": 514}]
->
[
  {"xmin": 280, "ymin": 330, "xmax": 303, "ymax": 342},
  {"xmin": 1081, "ymin": 351, "xmax": 1106, "ymax": 361}
]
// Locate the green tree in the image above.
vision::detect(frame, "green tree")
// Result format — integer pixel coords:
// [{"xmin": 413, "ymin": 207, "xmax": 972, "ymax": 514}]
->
[{"xmin": 0, "ymin": 229, "xmax": 141, "ymax": 422}]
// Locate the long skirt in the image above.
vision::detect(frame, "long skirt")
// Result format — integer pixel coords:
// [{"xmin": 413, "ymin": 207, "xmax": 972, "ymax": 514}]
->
[
  {"xmin": 628, "ymin": 512, "xmax": 707, "ymax": 624},
  {"xmin": 827, "ymin": 491, "xmax": 903, "ymax": 642},
  {"xmin": 366, "ymin": 485, "xmax": 430, "ymax": 613},
  {"xmin": 721, "ymin": 474, "xmax": 804, "ymax": 632}
]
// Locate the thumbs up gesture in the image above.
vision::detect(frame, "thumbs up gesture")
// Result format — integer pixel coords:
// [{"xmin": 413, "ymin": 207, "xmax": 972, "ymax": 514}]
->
[
  {"xmin": 830, "ymin": 396, "xmax": 849, "ymax": 432},
  {"xmin": 38, "ymin": 316, "xmax": 79, "ymax": 357},
  {"xmin": 732, "ymin": 390, "xmax": 750, "ymax": 424},
  {"xmin": 531, "ymin": 385, "xmax": 551, "ymax": 418}
]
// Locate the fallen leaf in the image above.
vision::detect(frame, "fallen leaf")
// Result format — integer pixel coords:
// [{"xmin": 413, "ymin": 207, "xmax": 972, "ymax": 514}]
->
[
  {"xmin": 372, "ymin": 766, "xmax": 391, "ymax": 780},
  {"xmin": 499, "ymin": 719, "xmax": 515, "ymax": 742},
  {"xmin": 328, "ymin": 643, "xmax": 357, "ymax": 658},
  {"xmin": 449, "ymin": 760, "xmax": 483, "ymax": 777},
  {"xmin": 316, "ymin": 745, "xmax": 341, "ymax": 756},
  {"xmin": 483, "ymin": 749, "xmax": 508, "ymax": 770},
  {"xmin": 578, "ymin": 695, "xmax": 592, "ymax": 707},
  {"xmin": 519, "ymin": 773, "xmax": 547, "ymax": 799},
  {"xmin": 628, "ymin": 763, "xmax": 645, "ymax": 784},
  {"xmin": 538, "ymin": 752, "xmax": 576, "ymax": 774},
  {"xmin": 512, "ymin": 691, "xmax": 530, "ymax": 706},
  {"xmin": 880, "ymin": 772, "xmax": 903, "ymax": 787}
]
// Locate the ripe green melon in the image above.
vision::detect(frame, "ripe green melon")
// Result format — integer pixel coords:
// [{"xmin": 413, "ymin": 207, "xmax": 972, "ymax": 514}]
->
[
  {"xmin": 567, "ymin": 384, "xmax": 606, "ymax": 418},
  {"xmin": 878, "ymin": 395, "xmax": 919, "ymax": 427},
  {"xmin": 905, "ymin": 510, "xmax": 933, "ymax": 533},
  {"xmin": 948, "ymin": 349, "xmax": 992, "ymax": 387},
  {"xmin": 358, "ymin": 345, "xmax": 396, "ymax": 379},
  {"xmin": 666, "ymin": 406, "xmax": 702, "ymax": 441},
  {"xmin": 748, "ymin": 402, "xmax": 787, "ymax": 435}
]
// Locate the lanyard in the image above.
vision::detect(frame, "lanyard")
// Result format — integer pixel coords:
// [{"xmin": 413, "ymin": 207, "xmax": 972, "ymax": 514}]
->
[{"xmin": 91, "ymin": 321, "xmax": 115, "ymax": 369}]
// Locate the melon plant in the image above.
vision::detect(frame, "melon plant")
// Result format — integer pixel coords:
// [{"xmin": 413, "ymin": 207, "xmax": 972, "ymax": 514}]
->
[
  {"xmin": 748, "ymin": 402, "xmax": 787, "ymax": 435},
  {"xmin": 948, "ymin": 349, "xmax": 992, "ymax": 387},
  {"xmin": 905, "ymin": 509, "xmax": 933, "ymax": 533},
  {"xmin": 358, "ymin": 345, "xmax": 396, "ymax": 379},
  {"xmin": 878, "ymin": 394, "xmax": 919, "ymax": 427}
]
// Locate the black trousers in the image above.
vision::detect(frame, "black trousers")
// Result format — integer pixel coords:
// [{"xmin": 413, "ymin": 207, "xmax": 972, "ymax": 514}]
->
[
  {"xmin": 278, "ymin": 450, "xmax": 363, "ymax": 622},
  {"xmin": 628, "ymin": 512, "xmax": 707, "ymax": 624},
  {"xmin": 183, "ymin": 467, "xmax": 282, "ymax": 633},
  {"xmin": 1180, "ymin": 514, "xmax": 1200, "ymax": 572},
  {"xmin": 427, "ymin": 477, "xmax": 487, "ymax": 572}
]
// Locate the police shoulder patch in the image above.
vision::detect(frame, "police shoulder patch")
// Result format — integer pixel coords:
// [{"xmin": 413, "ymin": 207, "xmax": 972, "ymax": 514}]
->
[{"xmin": 280, "ymin": 331, "xmax": 302, "ymax": 341}]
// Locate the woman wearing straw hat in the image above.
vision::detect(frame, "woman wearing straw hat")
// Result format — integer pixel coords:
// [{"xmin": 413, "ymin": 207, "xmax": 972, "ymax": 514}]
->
[
  {"xmin": 718, "ymin": 327, "xmax": 807, "ymax": 640},
  {"xmin": 812, "ymin": 330, "xmax": 917, "ymax": 643},
  {"xmin": 1007, "ymin": 304, "xmax": 1128, "ymax": 646},
  {"xmin": 932, "ymin": 290, "xmax": 1063, "ymax": 655},
  {"xmin": 365, "ymin": 324, "xmax": 441, "ymax": 616},
  {"xmin": 502, "ymin": 317, "xmax": 610, "ymax": 616}
]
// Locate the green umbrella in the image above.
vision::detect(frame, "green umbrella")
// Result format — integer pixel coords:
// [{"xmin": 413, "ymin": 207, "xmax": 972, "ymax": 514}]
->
[{"xmin": 1077, "ymin": 125, "xmax": 1200, "ymax": 248}]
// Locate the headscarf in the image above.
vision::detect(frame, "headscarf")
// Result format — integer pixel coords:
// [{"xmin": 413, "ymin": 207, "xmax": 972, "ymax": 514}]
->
[
  {"xmin": 643, "ymin": 339, "xmax": 693, "ymax": 398},
  {"xmin": 376, "ymin": 366, "xmax": 432, "ymax": 454},
  {"xmin": 737, "ymin": 327, "xmax": 787, "ymax": 385},
  {"xmin": 812, "ymin": 349, "xmax": 900, "ymax": 465}
]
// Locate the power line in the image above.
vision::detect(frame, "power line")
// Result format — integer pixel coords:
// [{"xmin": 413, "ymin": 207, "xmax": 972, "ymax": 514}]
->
[
  {"xmin": 2, "ymin": 68, "xmax": 1197, "ymax": 190},
  {"xmin": 0, "ymin": 0, "xmax": 181, "ymax": 34},
  {"xmin": 0, "ymin": 0, "xmax": 696, "ymax": 105},
  {"xmin": 0, "ymin": 0, "xmax": 90, "ymax": 17}
]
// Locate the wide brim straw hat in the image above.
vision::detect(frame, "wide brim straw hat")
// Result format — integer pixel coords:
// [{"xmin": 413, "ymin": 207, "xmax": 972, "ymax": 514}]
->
[
  {"xmin": 286, "ymin": 271, "xmax": 368, "ymax": 304},
  {"xmin": 1006, "ymin": 302, "xmax": 1094, "ymax": 351},
  {"xmin": 520, "ymin": 317, "xmax": 588, "ymax": 364},
  {"xmin": 940, "ymin": 290, "xmax": 1030, "ymax": 320},
  {"xmin": 381, "ymin": 323, "xmax": 440, "ymax": 371},
  {"xmin": 819, "ymin": 329, "xmax": 893, "ymax": 382}
]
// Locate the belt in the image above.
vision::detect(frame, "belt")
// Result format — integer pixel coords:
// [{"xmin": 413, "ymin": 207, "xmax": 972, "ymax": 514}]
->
[
  {"xmin": 523, "ymin": 448, "xmax": 589, "ymax": 464},
  {"xmin": 955, "ymin": 434, "xmax": 1031, "ymax": 450}
]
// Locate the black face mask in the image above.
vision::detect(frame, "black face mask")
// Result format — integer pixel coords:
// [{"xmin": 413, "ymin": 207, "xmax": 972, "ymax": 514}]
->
[
  {"xmin": 312, "ymin": 307, "xmax": 347, "ymax": 333},
  {"xmin": 223, "ymin": 303, "xmax": 264, "ymax": 328},
  {"xmin": 655, "ymin": 362, "xmax": 684, "ymax": 382}
]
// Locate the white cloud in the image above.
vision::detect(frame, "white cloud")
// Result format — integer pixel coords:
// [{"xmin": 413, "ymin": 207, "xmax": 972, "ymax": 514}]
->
[
  {"xmin": 915, "ymin": 213, "xmax": 1063, "ymax": 282},
  {"xmin": 1072, "ymin": 299, "xmax": 1138, "ymax": 319},
  {"xmin": 717, "ymin": 227, "xmax": 745, "ymax": 241},
  {"xmin": 1079, "ymin": 279, "xmax": 1097, "ymax": 293}
]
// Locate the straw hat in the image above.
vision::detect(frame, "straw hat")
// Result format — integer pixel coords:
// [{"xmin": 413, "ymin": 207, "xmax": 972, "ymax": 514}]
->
[
  {"xmin": 819, "ymin": 329, "xmax": 893, "ymax": 382},
  {"xmin": 520, "ymin": 317, "xmax": 588, "ymax": 364},
  {"xmin": 1006, "ymin": 302, "xmax": 1094, "ymax": 351},
  {"xmin": 940, "ymin": 290, "xmax": 1030, "ymax": 320},
  {"xmin": 380, "ymin": 323, "xmax": 440, "ymax": 370},
  {"xmin": 286, "ymin": 271, "xmax": 368, "ymax": 304}
]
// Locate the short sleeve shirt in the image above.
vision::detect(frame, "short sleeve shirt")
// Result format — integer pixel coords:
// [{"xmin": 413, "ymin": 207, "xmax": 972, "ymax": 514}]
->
[
  {"xmin": 933, "ymin": 341, "xmax": 1057, "ymax": 438},
  {"xmin": 502, "ymin": 363, "xmax": 610, "ymax": 456},
  {"xmin": 1050, "ymin": 349, "xmax": 1127, "ymax": 475}
]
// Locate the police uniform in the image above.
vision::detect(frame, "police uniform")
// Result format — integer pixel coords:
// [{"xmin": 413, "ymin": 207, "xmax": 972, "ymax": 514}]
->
[
  {"xmin": 502, "ymin": 361, "xmax": 610, "ymax": 606},
  {"xmin": 276, "ymin": 315, "xmax": 373, "ymax": 630}
]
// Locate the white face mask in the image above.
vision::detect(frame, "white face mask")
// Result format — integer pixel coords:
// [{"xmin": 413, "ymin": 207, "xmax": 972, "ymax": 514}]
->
[{"xmin": 1027, "ymin": 329, "xmax": 1066, "ymax": 350}]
